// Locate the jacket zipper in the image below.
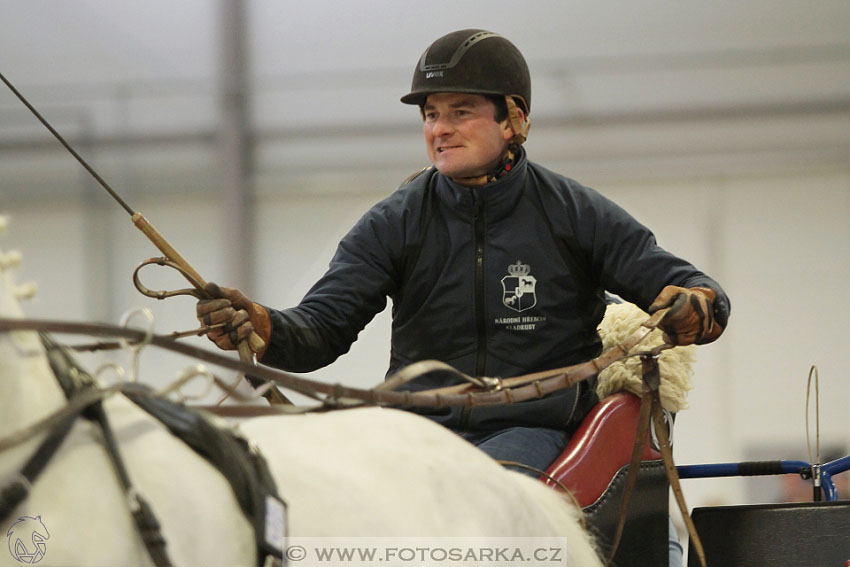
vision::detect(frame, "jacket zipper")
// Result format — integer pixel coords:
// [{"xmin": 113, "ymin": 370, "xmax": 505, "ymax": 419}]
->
[
  {"xmin": 460, "ymin": 190, "xmax": 487, "ymax": 429},
  {"xmin": 565, "ymin": 380, "xmax": 582, "ymax": 428}
]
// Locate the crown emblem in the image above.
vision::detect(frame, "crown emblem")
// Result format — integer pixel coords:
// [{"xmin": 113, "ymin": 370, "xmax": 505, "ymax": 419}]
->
[{"xmin": 507, "ymin": 261, "xmax": 530, "ymax": 277}]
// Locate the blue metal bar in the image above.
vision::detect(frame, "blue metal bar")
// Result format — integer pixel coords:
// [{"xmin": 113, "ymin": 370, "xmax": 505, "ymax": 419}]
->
[
  {"xmin": 823, "ymin": 454, "xmax": 850, "ymax": 476},
  {"xmin": 676, "ymin": 458, "xmax": 848, "ymax": 501},
  {"xmin": 676, "ymin": 460, "xmax": 811, "ymax": 479},
  {"xmin": 820, "ymin": 470, "xmax": 837, "ymax": 501}
]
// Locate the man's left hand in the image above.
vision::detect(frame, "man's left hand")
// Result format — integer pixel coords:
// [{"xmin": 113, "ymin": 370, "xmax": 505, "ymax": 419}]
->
[{"xmin": 648, "ymin": 285, "xmax": 724, "ymax": 346}]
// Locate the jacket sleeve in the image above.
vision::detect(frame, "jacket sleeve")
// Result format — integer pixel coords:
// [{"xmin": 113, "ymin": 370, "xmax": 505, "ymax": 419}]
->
[
  {"xmin": 258, "ymin": 198, "xmax": 404, "ymax": 372},
  {"xmin": 548, "ymin": 178, "xmax": 730, "ymax": 326}
]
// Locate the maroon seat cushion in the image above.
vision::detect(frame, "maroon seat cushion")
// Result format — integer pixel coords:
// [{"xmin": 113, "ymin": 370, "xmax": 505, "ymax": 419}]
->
[
  {"xmin": 543, "ymin": 392, "xmax": 669, "ymax": 566},
  {"xmin": 543, "ymin": 392, "xmax": 661, "ymax": 506}
]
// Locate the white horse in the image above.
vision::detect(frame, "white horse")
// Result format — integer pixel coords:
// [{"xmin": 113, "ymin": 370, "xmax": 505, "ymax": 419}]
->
[{"xmin": 0, "ymin": 218, "xmax": 604, "ymax": 567}]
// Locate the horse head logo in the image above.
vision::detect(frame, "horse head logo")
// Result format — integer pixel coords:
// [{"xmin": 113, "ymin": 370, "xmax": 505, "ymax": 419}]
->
[{"xmin": 6, "ymin": 515, "xmax": 50, "ymax": 564}]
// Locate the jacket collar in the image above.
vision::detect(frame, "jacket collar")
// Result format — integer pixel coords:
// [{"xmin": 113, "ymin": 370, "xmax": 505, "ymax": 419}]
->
[{"xmin": 433, "ymin": 147, "xmax": 528, "ymax": 222}]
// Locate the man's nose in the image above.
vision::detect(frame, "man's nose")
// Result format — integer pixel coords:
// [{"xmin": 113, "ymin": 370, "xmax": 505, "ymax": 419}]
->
[{"xmin": 430, "ymin": 114, "xmax": 454, "ymax": 136}]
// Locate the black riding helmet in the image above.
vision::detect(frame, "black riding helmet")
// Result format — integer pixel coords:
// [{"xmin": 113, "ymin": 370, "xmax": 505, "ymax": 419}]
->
[{"xmin": 400, "ymin": 29, "xmax": 531, "ymax": 115}]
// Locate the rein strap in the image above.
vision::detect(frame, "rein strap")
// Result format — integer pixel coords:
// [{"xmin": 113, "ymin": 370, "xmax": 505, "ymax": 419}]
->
[
  {"xmin": 0, "ymin": 307, "xmax": 670, "ymax": 415},
  {"xmin": 606, "ymin": 353, "xmax": 706, "ymax": 567}
]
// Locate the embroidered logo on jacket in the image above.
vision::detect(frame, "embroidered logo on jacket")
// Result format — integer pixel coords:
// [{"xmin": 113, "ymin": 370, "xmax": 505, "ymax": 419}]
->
[{"xmin": 501, "ymin": 261, "xmax": 537, "ymax": 313}]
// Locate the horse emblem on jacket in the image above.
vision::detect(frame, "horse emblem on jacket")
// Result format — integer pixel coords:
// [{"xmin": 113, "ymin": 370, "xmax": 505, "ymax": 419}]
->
[
  {"xmin": 501, "ymin": 261, "xmax": 537, "ymax": 313},
  {"xmin": 6, "ymin": 516, "xmax": 50, "ymax": 564}
]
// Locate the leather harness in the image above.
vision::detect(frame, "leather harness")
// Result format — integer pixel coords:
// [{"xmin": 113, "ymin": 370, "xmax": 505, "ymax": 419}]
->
[
  {"xmin": 607, "ymin": 352, "xmax": 706, "ymax": 566},
  {"xmin": 0, "ymin": 307, "xmax": 706, "ymax": 566},
  {"xmin": 0, "ymin": 333, "xmax": 286, "ymax": 567},
  {"xmin": 0, "ymin": 307, "xmax": 670, "ymax": 414}
]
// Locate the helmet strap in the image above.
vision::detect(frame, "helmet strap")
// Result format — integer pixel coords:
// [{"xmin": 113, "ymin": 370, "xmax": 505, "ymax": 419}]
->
[
  {"xmin": 450, "ymin": 96, "xmax": 526, "ymax": 186},
  {"xmin": 451, "ymin": 148, "xmax": 516, "ymax": 187},
  {"xmin": 505, "ymin": 95, "xmax": 530, "ymax": 145},
  {"xmin": 420, "ymin": 94, "xmax": 527, "ymax": 187}
]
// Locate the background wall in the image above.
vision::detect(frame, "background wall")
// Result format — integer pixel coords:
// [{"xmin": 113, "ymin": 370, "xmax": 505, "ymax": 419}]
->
[{"xmin": 1, "ymin": 0, "xmax": 849, "ymax": 552}]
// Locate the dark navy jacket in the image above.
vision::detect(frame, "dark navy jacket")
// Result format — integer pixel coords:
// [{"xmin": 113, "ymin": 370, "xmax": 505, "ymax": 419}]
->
[{"xmin": 260, "ymin": 149, "xmax": 730, "ymax": 430}]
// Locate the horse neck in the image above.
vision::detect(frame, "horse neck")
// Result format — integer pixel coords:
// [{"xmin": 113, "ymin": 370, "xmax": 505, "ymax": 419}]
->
[{"xmin": 0, "ymin": 266, "xmax": 66, "ymax": 435}]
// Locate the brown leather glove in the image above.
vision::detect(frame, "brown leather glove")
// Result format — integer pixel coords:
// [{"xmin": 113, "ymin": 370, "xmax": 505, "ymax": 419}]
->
[
  {"xmin": 648, "ymin": 285, "xmax": 724, "ymax": 346},
  {"xmin": 196, "ymin": 282, "xmax": 270, "ymax": 357}
]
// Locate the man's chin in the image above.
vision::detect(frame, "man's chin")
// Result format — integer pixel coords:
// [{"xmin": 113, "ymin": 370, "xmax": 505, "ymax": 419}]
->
[{"xmin": 433, "ymin": 162, "xmax": 484, "ymax": 179}]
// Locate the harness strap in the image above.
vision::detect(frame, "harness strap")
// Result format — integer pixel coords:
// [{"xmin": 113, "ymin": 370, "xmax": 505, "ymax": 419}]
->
[
  {"xmin": 0, "ymin": 336, "xmax": 175, "ymax": 567},
  {"xmin": 651, "ymin": 389, "xmax": 706, "ymax": 566},
  {"xmin": 49, "ymin": 332, "xmax": 286, "ymax": 567},
  {"xmin": 605, "ymin": 368, "xmax": 654, "ymax": 564},
  {"xmin": 0, "ymin": 385, "xmax": 118, "ymax": 454},
  {"xmin": 41, "ymin": 333, "xmax": 176, "ymax": 567},
  {"xmin": 0, "ymin": 411, "xmax": 78, "ymax": 521},
  {"xmin": 124, "ymin": 384, "xmax": 287, "ymax": 567},
  {"xmin": 606, "ymin": 353, "xmax": 707, "ymax": 567},
  {"xmin": 0, "ymin": 311, "xmax": 668, "ymax": 413},
  {"xmin": 91, "ymin": 399, "xmax": 174, "ymax": 567}
]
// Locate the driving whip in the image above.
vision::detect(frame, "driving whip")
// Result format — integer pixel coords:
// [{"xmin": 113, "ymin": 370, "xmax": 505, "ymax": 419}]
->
[{"xmin": 0, "ymin": 69, "xmax": 287, "ymax": 404}]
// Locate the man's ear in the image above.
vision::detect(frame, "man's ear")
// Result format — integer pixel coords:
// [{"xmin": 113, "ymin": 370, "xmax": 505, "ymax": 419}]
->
[{"xmin": 514, "ymin": 107, "xmax": 527, "ymax": 125}]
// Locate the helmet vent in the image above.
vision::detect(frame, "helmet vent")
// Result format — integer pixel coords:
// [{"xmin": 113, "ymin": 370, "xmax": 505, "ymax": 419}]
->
[{"xmin": 419, "ymin": 31, "xmax": 499, "ymax": 72}]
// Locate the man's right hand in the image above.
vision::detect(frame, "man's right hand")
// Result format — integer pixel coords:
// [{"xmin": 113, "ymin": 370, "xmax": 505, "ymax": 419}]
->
[{"xmin": 196, "ymin": 282, "xmax": 270, "ymax": 356}]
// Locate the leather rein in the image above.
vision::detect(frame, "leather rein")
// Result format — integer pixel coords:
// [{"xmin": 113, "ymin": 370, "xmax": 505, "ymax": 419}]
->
[
  {"xmin": 0, "ymin": 307, "xmax": 671, "ymax": 416},
  {"xmin": 0, "ymin": 333, "xmax": 286, "ymax": 567},
  {"xmin": 0, "ymin": 307, "xmax": 706, "ymax": 567}
]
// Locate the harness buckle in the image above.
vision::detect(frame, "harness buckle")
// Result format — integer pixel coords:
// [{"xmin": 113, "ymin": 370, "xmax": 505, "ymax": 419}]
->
[{"xmin": 479, "ymin": 376, "xmax": 503, "ymax": 391}]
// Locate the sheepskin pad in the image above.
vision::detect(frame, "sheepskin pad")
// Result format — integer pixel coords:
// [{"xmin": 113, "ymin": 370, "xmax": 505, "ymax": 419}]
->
[{"xmin": 596, "ymin": 302, "xmax": 696, "ymax": 412}]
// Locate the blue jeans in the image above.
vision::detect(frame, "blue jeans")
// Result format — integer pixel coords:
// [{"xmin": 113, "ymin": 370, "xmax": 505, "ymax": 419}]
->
[
  {"xmin": 453, "ymin": 426, "xmax": 683, "ymax": 567},
  {"xmin": 668, "ymin": 517, "xmax": 683, "ymax": 567},
  {"xmin": 454, "ymin": 425, "xmax": 568, "ymax": 476}
]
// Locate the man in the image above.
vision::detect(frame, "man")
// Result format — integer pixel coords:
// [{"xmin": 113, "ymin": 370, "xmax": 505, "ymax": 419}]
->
[{"xmin": 199, "ymin": 24, "xmax": 727, "ymax": 512}]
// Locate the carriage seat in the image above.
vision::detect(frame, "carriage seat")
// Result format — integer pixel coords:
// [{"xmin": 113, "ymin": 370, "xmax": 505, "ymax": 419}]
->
[{"xmin": 543, "ymin": 392, "xmax": 670, "ymax": 566}]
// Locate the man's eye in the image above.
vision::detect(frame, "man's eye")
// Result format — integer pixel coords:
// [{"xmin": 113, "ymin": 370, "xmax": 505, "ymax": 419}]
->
[{"xmin": 425, "ymin": 112, "xmax": 438, "ymax": 121}]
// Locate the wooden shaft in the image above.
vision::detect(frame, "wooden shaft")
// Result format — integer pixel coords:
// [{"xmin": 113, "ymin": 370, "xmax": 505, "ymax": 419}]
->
[
  {"xmin": 132, "ymin": 213, "xmax": 286, "ymax": 402},
  {"xmin": 131, "ymin": 213, "xmax": 287, "ymax": 402},
  {"xmin": 132, "ymin": 213, "xmax": 207, "ymax": 289}
]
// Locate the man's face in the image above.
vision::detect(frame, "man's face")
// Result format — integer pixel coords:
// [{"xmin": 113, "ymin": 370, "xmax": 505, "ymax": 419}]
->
[{"xmin": 422, "ymin": 93, "xmax": 514, "ymax": 179}]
